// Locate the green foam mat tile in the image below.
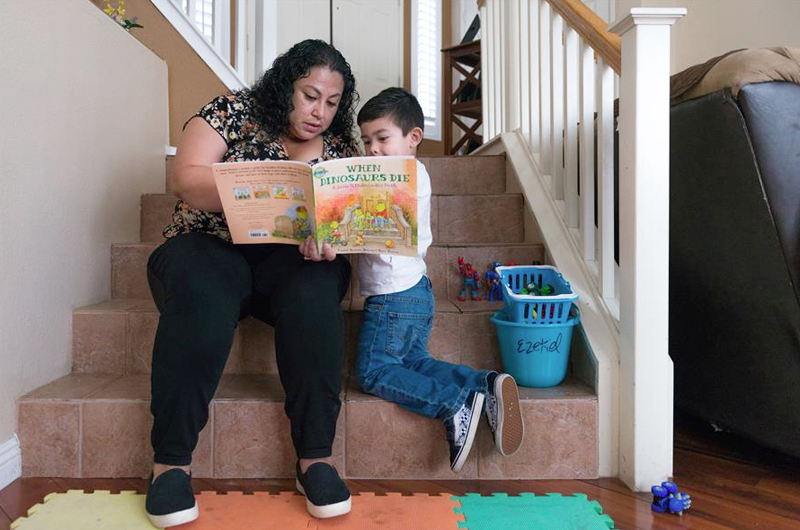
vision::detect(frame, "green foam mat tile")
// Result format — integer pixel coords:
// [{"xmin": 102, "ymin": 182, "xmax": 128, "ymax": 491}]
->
[
  {"xmin": 452, "ymin": 492, "xmax": 618, "ymax": 530},
  {"xmin": 11, "ymin": 490, "xmax": 158, "ymax": 530}
]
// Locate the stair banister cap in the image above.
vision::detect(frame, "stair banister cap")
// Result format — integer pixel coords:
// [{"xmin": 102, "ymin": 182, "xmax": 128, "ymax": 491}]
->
[{"xmin": 609, "ymin": 7, "xmax": 687, "ymax": 36}]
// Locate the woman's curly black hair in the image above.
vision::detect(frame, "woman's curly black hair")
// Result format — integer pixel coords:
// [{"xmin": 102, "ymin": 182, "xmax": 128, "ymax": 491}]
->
[{"xmin": 250, "ymin": 39, "xmax": 359, "ymax": 143}]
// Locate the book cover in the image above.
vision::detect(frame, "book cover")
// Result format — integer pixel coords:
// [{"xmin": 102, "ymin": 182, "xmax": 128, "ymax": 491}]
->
[
  {"xmin": 311, "ymin": 156, "xmax": 418, "ymax": 256},
  {"xmin": 212, "ymin": 156, "xmax": 418, "ymax": 257}
]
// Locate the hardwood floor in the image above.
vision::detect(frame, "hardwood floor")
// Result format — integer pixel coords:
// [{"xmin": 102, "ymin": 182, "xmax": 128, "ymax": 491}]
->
[{"xmin": 1, "ymin": 413, "xmax": 798, "ymax": 530}]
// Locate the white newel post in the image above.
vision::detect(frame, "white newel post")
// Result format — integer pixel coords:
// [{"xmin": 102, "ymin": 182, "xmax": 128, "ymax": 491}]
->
[{"xmin": 611, "ymin": 7, "xmax": 685, "ymax": 491}]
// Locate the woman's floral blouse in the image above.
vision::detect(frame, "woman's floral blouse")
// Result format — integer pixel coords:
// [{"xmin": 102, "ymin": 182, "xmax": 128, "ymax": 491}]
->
[{"xmin": 163, "ymin": 90, "xmax": 361, "ymax": 242}]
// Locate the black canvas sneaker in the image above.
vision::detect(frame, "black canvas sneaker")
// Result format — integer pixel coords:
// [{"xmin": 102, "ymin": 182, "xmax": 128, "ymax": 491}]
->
[
  {"xmin": 145, "ymin": 468, "xmax": 198, "ymax": 528},
  {"xmin": 444, "ymin": 390, "xmax": 485, "ymax": 472},
  {"xmin": 485, "ymin": 372, "xmax": 525, "ymax": 456},
  {"xmin": 295, "ymin": 462, "xmax": 352, "ymax": 519}
]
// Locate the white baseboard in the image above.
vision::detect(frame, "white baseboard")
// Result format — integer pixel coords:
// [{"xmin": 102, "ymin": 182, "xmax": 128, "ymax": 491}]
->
[{"xmin": 0, "ymin": 434, "xmax": 22, "ymax": 491}]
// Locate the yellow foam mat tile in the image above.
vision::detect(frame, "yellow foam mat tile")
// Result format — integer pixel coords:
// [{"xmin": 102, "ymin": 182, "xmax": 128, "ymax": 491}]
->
[{"xmin": 11, "ymin": 490, "xmax": 158, "ymax": 530}]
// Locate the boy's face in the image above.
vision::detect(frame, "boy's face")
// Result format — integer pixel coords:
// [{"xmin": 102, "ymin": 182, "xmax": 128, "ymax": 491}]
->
[{"xmin": 360, "ymin": 117, "xmax": 423, "ymax": 156}]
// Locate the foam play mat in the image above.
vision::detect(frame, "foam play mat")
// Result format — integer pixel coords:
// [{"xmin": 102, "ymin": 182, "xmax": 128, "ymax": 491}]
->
[
  {"xmin": 11, "ymin": 490, "xmax": 618, "ymax": 529},
  {"xmin": 454, "ymin": 492, "xmax": 617, "ymax": 530}
]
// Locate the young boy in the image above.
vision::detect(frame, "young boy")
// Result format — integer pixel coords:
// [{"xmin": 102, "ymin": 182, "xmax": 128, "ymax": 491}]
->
[{"xmin": 301, "ymin": 88, "xmax": 524, "ymax": 472}]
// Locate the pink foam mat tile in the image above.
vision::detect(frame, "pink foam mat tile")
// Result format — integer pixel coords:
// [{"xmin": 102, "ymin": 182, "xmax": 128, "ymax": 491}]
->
[{"xmin": 182, "ymin": 491, "xmax": 464, "ymax": 530}]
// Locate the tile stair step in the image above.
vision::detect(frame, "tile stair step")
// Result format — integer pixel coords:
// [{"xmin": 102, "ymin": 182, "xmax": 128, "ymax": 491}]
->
[
  {"xmin": 419, "ymin": 155, "xmax": 507, "ymax": 196},
  {"xmin": 139, "ymin": 194, "xmax": 176, "ymax": 243},
  {"xmin": 71, "ymin": 299, "xmax": 508, "ymax": 376},
  {"xmin": 18, "ymin": 373, "xmax": 597, "ymax": 480},
  {"xmin": 24, "ymin": 154, "xmax": 594, "ymax": 482},
  {"xmin": 163, "ymin": 155, "xmax": 507, "ymax": 198},
  {"xmin": 140, "ymin": 192, "xmax": 524, "ymax": 244},
  {"xmin": 112, "ymin": 242, "xmax": 544, "ymax": 301}
]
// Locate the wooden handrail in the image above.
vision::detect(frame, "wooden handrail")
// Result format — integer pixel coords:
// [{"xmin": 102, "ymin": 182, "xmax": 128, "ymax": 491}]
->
[
  {"xmin": 545, "ymin": 0, "xmax": 621, "ymax": 73},
  {"xmin": 477, "ymin": 0, "xmax": 621, "ymax": 73}
]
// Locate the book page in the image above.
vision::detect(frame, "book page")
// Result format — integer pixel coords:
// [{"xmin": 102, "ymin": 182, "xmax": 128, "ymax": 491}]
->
[
  {"xmin": 212, "ymin": 160, "xmax": 315, "ymax": 245},
  {"xmin": 312, "ymin": 156, "xmax": 418, "ymax": 256}
]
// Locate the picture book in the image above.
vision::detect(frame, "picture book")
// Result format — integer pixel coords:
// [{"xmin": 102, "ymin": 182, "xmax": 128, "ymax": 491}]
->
[{"xmin": 212, "ymin": 156, "xmax": 419, "ymax": 256}]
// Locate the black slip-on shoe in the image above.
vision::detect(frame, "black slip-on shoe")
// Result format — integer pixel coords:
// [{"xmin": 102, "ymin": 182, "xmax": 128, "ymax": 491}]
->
[
  {"xmin": 444, "ymin": 390, "xmax": 485, "ymax": 473},
  {"xmin": 145, "ymin": 469, "xmax": 198, "ymax": 528},
  {"xmin": 295, "ymin": 462, "xmax": 352, "ymax": 519}
]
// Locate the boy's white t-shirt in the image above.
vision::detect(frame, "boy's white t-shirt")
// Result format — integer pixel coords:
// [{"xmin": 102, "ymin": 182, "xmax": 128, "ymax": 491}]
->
[{"xmin": 357, "ymin": 159, "xmax": 432, "ymax": 296}]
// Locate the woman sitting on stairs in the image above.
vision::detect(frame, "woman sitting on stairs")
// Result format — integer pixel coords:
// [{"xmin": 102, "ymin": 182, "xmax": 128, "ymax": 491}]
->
[{"xmin": 144, "ymin": 39, "xmax": 358, "ymax": 527}]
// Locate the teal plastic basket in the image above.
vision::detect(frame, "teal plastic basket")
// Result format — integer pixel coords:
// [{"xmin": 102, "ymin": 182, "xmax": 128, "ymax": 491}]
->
[
  {"xmin": 490, "ymin": 308, "xmax": 580, "ymax": 388},
  {"xmin": 496, "ymin": 265, "xmax": 579, "ymax": 324}
]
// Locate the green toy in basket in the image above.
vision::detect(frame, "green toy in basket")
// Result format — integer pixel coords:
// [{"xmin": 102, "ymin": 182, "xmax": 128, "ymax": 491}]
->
[
  {"xmin": 496, "ymin": 265, "xmax": 578, "ymax": 325},
  {"xmin": 520, "ymin": 282, "xmax": 554, "ymax": 296}
]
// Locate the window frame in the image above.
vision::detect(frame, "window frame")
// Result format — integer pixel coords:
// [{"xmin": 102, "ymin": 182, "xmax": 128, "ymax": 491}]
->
[
  {"xmin": 171, "ymin": 0, "xmax": 231, "ymax": 62},
  {"xmin": 411, "ymin": 0, "xmax": 443, "ymax": 142}
]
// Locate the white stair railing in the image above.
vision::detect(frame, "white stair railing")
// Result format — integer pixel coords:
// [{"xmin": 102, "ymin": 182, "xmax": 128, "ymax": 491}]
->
[{"xmin": 477, "ymin": 0, "xmax": 685, "ymax": 491}]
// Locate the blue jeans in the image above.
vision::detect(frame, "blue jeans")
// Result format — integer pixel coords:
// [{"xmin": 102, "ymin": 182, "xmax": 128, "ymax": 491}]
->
[{"xmin": 356, "ymin": 276, "xmax": 490, "ymax": 420}]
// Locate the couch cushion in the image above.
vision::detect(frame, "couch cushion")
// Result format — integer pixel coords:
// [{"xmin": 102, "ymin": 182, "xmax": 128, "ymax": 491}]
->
[
  {"xmin": 672, "ymin": 47, "xmax": 800, "ymax": 104},
  {"xmin": 738, "ymin": 81, "xmax": 800, "ymax": 301}
]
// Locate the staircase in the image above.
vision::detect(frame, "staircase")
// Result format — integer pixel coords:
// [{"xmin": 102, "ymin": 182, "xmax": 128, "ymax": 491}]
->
[{"xmin": 17, "ymin": 154, "xmax": 598, "ymax": 480}]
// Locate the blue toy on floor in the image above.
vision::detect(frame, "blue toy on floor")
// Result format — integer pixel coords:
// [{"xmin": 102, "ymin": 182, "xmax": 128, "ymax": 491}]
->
[{"xmin": 651, "ymin": 481, "xmax": 692, "ymax": 515}]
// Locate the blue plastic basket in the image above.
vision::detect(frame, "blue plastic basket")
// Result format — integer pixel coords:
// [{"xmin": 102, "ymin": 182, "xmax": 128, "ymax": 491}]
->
[
  {"xmin": 496, "ymin": 265, "xmax": 578, "ymax": 324},
  {"xmin": 491, "ymin": 308, "xmax": 580, "ymax": 388}
]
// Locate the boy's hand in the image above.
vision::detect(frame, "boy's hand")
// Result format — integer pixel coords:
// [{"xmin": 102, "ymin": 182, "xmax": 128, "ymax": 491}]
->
[{"xmin": 299, "ymin": 236, "xmax": 337, "ymax": 262}]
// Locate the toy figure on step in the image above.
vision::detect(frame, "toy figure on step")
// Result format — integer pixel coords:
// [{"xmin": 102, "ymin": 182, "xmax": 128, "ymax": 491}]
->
[
  {"xmin": 457, "ymin": 257, "xmax": 482, "ymax": 301},
  {"xmin": 485, "ymin": 261, "xmax": 504, "ymax": 301},
  {"xmin": 651, "ymin": 481, "xmax": 692, "ymax": 516}
]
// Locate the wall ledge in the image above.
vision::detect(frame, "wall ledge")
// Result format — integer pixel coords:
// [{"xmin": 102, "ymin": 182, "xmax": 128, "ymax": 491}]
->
[{"xmin": 0, "ymin": 434, "xmax": 21, "ymax": 491}]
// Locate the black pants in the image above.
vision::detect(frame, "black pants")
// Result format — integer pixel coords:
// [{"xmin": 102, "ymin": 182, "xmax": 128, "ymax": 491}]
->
[{"xmin": 147, "ymin": 232, "xmax": 351, "ymax": 466}]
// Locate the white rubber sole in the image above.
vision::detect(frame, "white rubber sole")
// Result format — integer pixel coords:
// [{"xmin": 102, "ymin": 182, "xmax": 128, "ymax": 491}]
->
[
  {"xmin": 451, "ymin": 392, "xmax": 485, "ymax": 473},
  {"xmin": 296, "ymin": 479, "xmax": 352, "ymax": 519},
  {"xmin": 493, "ymin": 374, "xmax": 524, "ymax": 456},
  {"xmin": 146, "ymin": 502, "xmax": 199, "ymax": 528}
]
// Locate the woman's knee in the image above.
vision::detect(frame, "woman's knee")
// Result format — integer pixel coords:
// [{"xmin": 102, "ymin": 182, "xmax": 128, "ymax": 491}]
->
[
  {"xmin": 275, "ymin": 267, "xmax": 350, "ymax": 323},
  {"xmin": 148, "ymin": 233, "xmax": 251, "ymax": 315},
  {"xmin": 293, "ymin": 256, "xmax": 351, "ymax": 303}
]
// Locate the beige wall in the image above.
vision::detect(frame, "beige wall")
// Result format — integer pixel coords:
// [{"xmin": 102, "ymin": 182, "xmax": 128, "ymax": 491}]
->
[
  {"xmin": 89, "ymin": 0, "xmax": 228, "ymax": 145},
  {"xmin": 616, "ymin": 0, "xmax": 800, "ymax": 73},
  {"xmin": 0, "ymin": 0, "xmax": 168, "ymax": 444}
]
